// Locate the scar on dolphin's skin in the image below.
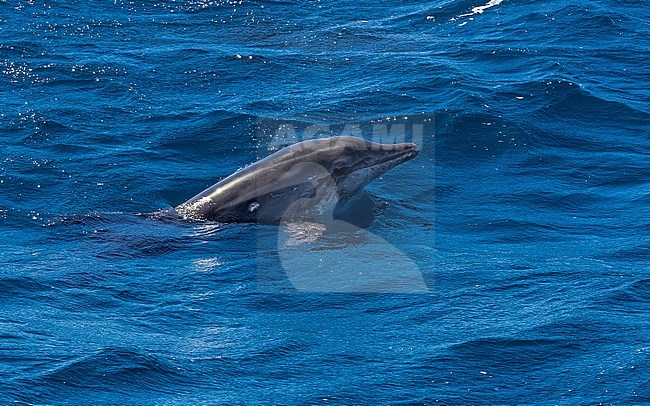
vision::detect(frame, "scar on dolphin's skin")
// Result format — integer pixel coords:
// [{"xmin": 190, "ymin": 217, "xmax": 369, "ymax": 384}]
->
[{"xmin": 176, "ymin": 136, "xmax": 419, "ymax": 224}]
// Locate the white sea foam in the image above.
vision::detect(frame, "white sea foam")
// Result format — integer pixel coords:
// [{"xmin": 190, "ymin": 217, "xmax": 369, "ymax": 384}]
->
[{"xmin": 455, "ymin": 0, "xmax": 503, "ymax": 19}]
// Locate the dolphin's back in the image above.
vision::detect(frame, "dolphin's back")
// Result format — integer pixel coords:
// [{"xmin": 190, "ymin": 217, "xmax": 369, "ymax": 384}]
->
[{"xmin": 175, "ymin": 144, "xmax": 311, "ymax": 222}]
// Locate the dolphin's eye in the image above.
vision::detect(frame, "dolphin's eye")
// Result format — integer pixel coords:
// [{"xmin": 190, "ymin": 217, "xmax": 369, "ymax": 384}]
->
[
  {"xmin": 343, "ymin": 145, "xmax": 355, "ymax": 154},
  {"xmin": 248, "ymin": 202, "xmax": 260, "ymax": 212}
]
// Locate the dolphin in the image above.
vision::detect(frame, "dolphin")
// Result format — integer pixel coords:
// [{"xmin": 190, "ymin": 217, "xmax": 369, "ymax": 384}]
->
[{"xmin": 176, "ymin": 136, "xmax": 419, "ymax": 223}]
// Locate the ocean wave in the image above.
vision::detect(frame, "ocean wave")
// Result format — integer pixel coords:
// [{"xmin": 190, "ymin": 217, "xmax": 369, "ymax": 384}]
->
[
  {"xmin": 0, "ymin": 277, "xmax": 53, "ymax": 299},
  {"xmin": 434, "ymin": 111, "xmax": 529, "ymax": 164},
  {"xmin": 14, "ymin": 348, "xmax": 190, "ymax": 402},
  {"xmin": 448, "ymin": 336, "xmax": 581, "ymax": 365}
]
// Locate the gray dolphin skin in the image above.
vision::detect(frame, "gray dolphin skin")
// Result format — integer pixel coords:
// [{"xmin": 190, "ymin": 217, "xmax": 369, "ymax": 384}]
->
[{"xmin": 176, "ymin": 136, "xmax": 419, "ymax": 223}]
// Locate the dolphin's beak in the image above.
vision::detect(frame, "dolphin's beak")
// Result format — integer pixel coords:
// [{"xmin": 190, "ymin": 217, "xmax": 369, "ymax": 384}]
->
[
  {"xmin": 378, "ymin": 142, "xmax": 419, "ymax": 166},
  {"xmin": 399, "ymin": 142, "xmax": 419, "ymax": 159},
  {"xmin": 348, "ymin": 142, "xmax": 419, "ymax": 177}
]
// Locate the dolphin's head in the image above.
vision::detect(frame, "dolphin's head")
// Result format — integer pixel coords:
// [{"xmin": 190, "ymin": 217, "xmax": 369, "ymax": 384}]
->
[{"xmin": 286, "ymin": 136, "xmax": 420, "ymax": 201}]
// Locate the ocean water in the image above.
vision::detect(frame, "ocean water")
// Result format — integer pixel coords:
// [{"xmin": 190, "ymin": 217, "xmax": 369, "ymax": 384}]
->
[{"xmin": 1, "ymin": 0, "xmax": 649, "ymax": 404}]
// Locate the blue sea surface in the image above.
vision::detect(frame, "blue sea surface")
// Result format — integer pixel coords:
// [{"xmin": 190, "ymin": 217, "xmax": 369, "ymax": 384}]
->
[{"xmin": 1, "ymin": 0, "xmax": 649, "ymax": 404}]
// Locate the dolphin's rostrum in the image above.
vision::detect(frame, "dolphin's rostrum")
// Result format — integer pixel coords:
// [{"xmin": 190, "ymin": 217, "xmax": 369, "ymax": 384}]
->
[{"xmin": 176, "ymin": 136, "xmax": 419, "ymax": 223}]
